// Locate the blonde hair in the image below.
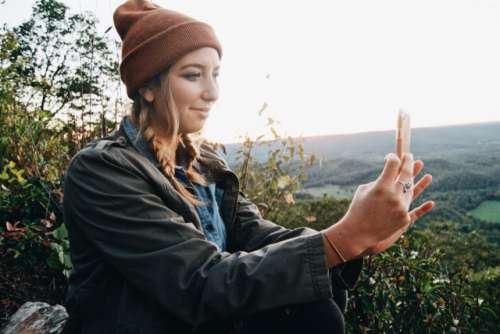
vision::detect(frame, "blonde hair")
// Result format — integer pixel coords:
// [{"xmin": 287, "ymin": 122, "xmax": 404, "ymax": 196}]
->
[{"xmin": 130, "ymin": 70, "xmax": 207, "ymax": 206}]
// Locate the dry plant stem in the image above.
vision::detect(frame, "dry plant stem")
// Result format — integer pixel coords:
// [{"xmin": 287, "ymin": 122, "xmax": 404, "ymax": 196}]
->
[{"xmin": 322, "ymin": 221, "xmax": 366, "ymax": 268}]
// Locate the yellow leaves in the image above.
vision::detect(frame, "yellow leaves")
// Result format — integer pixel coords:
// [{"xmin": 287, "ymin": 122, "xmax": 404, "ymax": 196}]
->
[
  {"xmin": 284, "ymin": 192, "xmax": 295, "ymax": 205},
  {"xmin": 304, "ymin": 215, "xmax": 317, "ymax": 223},
  {"xmin": 0, "ymin": 161, "xmax": 26, "ymax": 185},
  {"xmin": 277, "ymin": 175, "xmax": 290, "ymax": 189},
  {"xmin": 424, "ymin": 314, "xmax": 434, "ymax": 326}
]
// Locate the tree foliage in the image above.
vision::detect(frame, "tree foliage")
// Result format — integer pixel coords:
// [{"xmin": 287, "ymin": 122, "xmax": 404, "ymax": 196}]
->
[{"xmin": 0, "ymin": 0, "xmax": 121, "ymax": 323}]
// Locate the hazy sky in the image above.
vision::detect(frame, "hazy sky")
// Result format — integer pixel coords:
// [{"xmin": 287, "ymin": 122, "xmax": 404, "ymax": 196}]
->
[{"xmin": 2, "ymin": 0, "xmax": 499, "ymax": 143}]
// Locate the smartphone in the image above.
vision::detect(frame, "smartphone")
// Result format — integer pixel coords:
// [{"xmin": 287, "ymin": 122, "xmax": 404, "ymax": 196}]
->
[{"xmin": 396, "ymin": 110, "xmax": 411, "ymax": 159}]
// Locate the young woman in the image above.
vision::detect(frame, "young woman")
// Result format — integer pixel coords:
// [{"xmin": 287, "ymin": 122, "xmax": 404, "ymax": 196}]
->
[{"xmin": 62, "ymin": 1, "xmax": 434, "ymax": 333}]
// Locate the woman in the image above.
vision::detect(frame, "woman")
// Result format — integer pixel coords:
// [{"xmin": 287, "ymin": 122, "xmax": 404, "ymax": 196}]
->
[{"xmin": 62, "ymin": 1, "xmax": 434, "ymax": 333}]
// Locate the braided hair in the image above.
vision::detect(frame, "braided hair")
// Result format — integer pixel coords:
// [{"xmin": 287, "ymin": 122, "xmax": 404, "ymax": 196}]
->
[{"xmin": 130, "ymin": 70, "xmax": 207, "ymax": 206}]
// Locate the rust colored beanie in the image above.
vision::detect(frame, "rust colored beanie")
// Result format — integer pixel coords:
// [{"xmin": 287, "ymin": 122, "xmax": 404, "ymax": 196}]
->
[{"xmin": 113, "ymin": 0, "xmax": 223, "ymax": 99}]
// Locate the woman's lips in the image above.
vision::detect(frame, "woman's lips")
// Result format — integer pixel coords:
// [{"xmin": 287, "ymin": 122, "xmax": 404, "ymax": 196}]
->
[
  {"xmin": 191, "ymin": 107, "xmax": 210, "ymax": 112},
  {"xmin": 191, "ymin": 107, "xmax": 210, "ymax": 118}
]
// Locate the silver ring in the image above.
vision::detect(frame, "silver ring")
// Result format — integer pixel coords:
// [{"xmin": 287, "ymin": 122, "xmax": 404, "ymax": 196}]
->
[{"xmin": 397, "ymin": 180, "xmax": 412, "ymax": 193}]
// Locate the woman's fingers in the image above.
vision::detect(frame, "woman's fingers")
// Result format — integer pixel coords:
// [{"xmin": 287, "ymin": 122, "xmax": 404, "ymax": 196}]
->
[
  {"xmin": 378, "ymin": 153, "xmax": 402, "ymax": 184},
  {"xmin": 409, "ymin": 201, "xmax": 435, "ymax": 222},
  {"xmin": 413, "ymin": 160, "xmax": 424, "ymax": 177},
  {"xmin": 397, "ymin": 153, "xmax": 414, "ymax": 183},
  {"xmin": 369, "ymin": 225, "xmax": 406, "ymax": 255},
  {"xmin": 412, "ymin": 174, "xmax": 433, "ymax": 201},
  {"xmin": 379, "ymin": 154, "xmax": 423, "ymax": 186}
]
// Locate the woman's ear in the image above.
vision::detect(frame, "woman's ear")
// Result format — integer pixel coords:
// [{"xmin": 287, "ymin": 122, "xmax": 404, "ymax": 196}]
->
[{"xmin": 138, "ymin": 88, "xmax": 155, "ymax": 103}]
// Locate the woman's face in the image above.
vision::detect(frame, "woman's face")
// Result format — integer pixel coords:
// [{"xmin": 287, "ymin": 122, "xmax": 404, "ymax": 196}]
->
[{"xmin": 167, "ymin": 47, "xmax": 220, "ymax": 134}]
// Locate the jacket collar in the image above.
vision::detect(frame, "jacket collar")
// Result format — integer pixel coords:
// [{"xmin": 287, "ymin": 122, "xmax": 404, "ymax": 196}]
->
[{"xmin": 121, "ymin": 116, "xmax": 160, "ymax": 168}]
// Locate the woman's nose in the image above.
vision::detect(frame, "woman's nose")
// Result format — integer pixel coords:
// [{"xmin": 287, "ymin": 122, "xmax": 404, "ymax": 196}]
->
[{"xmin": 201, "ymin": 77, "xmax": 219, "ymax": 102}]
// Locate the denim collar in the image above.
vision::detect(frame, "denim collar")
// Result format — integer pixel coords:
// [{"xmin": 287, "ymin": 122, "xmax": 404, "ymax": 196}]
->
[
  {"xmin": 121, "ymin": 116, "xmax": 159, "ymax": 166},
  {"xmin": 121, "ymin": 116, "xmax": 193, "ymax": 171},
  {"xmin": 121, "ymin": 118, "xmax": 229, "ymax": 183}
]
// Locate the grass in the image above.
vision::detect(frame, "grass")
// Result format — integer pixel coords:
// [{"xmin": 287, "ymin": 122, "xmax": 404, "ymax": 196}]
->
[
  {"xmin": 468, "ymin": 200, "xmax": 500, "ymax": 223},
  {"xmin": 302, "ymin": 184, "xmax": 355, "ymax": 199}
]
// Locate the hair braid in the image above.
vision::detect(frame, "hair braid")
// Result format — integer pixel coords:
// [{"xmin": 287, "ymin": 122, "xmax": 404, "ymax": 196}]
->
[
  {"xmin": 129, "ymin": 74, "xmax": 207, "ymax": 206},
  {"xmin": 149, "ymin": 131, "xmax": 205, "ymax": 206},
  {"xmin": 180, "ymin": 133, "xmax": 207, "ymax": 187}
]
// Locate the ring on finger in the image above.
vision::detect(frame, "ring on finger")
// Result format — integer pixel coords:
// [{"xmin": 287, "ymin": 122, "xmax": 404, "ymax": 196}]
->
[{"xmin": 397, "ymin": 180, "xmax": 413, "ymax": 194}]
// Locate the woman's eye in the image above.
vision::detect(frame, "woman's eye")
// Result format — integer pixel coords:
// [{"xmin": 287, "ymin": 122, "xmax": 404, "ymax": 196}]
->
[
  {"xmin": 184, "ymin": 73, "xmax": 201, "ymax": 81},
  {"xmin": 183, "ymin": 72, "xmax": 219, "ymax": 81}
]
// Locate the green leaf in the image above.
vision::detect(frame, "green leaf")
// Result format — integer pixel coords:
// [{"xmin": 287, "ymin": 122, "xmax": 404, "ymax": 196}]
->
[
  {"xmin": 63, "ymin": 254, "xmax": 72, "ymax": 268},
  {"xmin": 52, "ymin": 224, "xmax": 68, "ymax": 240},
  {"xmin": 47, "ymin": 255, "xmax": 62, "ymax": 270}
]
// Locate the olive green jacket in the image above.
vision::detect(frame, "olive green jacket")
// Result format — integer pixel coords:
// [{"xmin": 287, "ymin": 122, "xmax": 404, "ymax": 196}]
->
[{"xmin": 62, "ymin": 118, "xmax": 363, "ymax": 333}]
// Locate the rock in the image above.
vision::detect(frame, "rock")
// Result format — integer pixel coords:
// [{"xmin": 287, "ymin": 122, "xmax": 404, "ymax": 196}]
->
[{"xmin": 0, "ymin": 302, "xmax": 68, "ymax": 334}]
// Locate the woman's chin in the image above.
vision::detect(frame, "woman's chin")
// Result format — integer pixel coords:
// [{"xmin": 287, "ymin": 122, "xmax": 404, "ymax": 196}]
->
[{"xmin": 180, "ymin": 123, "xmax": 205, "ymax": 135}]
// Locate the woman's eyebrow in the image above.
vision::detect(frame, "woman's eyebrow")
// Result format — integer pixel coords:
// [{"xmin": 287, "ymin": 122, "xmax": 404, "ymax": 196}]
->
[{"xmin": 179, "ymin": 63, "xmax": 220, "ymax": 70}]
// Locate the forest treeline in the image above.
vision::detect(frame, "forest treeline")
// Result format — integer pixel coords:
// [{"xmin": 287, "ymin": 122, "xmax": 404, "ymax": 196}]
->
[{"xmin": 1, "ymin": 1, "xmax": 499, "ymax": 332}]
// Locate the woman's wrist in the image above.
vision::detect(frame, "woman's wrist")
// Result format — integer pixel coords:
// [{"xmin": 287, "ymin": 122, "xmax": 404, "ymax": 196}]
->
[
  {"xmin": 321, "ymin": 232, "xmax": 343, "ymax": 268},
  {"xmin": 322, "ymin": 219, "xmax": 367, "ymax": 267}
]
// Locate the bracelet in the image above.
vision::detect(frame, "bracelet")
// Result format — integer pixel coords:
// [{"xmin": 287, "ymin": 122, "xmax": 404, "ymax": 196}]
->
[{"xmin": 325, "ymin": 234, "xmax": 347, "ymax": 263}]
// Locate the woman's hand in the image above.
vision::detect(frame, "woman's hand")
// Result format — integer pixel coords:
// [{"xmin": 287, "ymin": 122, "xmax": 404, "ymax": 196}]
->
[
  {"xmin": 323, "ymin": 153, "xmax": 434, "ymax": 261},
  {"xmin": 363, "ymin": 157, "xmax": 434, "ymax": 255}
]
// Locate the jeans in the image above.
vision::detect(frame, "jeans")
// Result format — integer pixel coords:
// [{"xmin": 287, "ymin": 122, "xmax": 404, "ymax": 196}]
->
[{"xmin": 194, "ymin": 298, "xmax": 345, "ymax": 334}]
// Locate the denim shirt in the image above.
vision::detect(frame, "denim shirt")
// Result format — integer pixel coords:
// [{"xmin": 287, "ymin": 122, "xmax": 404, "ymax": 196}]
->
[{"xmin": 122, "ymin": 117, "xmax": 227, "ymax": 251}]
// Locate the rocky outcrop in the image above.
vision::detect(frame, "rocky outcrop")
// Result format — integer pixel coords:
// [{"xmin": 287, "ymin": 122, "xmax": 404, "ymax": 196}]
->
[{"xmin": 0, "ymin": 302, "xmax": 67, "ymax": 334}]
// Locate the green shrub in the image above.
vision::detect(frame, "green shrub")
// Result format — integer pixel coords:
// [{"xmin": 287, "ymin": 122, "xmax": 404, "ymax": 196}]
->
[
  {"xmin": 235, "ymin": 118, "xmax": 499, "ymax": 333},
  {"xmin": 345, "ymin": 230, "xmax": 497, "ymax": 333}
]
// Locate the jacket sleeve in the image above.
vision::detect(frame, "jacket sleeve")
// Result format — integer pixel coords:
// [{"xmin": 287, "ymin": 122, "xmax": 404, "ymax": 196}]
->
[
  {"xmin": 234, "ymin": 190, "xmax": 364, "ymax": 291},
  {"xmin": 64, "ymin": 147, "xmax": 333, "ymax": 327}
]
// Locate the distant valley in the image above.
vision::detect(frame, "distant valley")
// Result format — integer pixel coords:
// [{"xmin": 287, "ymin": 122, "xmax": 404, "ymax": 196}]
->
[{"xmin": 224, "ymin": 121, "xmax": 500, "ymax": 241}]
